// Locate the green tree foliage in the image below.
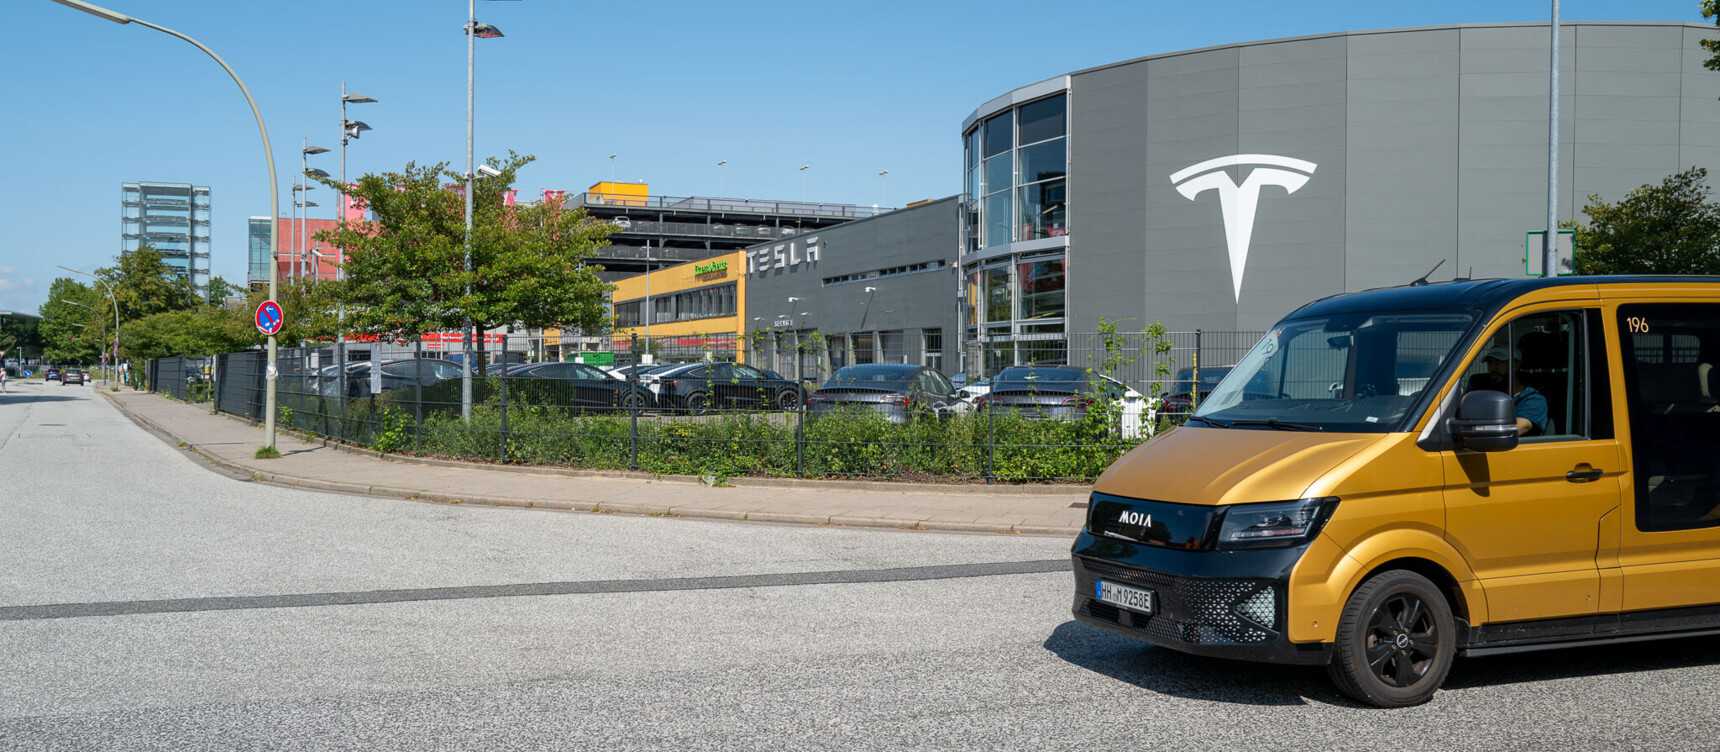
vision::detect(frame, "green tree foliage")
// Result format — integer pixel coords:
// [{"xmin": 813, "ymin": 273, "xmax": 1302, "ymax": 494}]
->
[
  {"xmin": 39, "ymin": 277, "xmax": 105, "ymax": 365},
  {"xmin": 314, "ymin": 152, "xmax": 617, "ymax": 341},
  {"xmin": 1703, "ymin": 0, "xmax": 1719, "ymax": 84},
  {"xmin": 98, "ymin": 245, "xmax": 199, "ymax": 322},
  {"xmin": 239, "ymin": 278, "xmax": 338, "ymax": 348},
  {"xmin": 1570, "ymin": 167, "xmax": 1720, "ymax": 275},
  {"xmin": 205, "ymin": 276, "xmax": 245, "ymax": 306}
]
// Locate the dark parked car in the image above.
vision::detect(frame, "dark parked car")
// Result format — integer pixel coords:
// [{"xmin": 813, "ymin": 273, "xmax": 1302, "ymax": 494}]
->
[
  {"xmin": 322, "ymin": 358, "xmax": 466, "ymax": 398},
  {"xmin": 653, "ymin": 362, "xmax": 806, "ymax": 413},
  {"xmin": 806, "ymin": 364, "xmax": 960, "ymax": 423},
  {"xmin": 972, "ymin": 366, "xmax": 1151, "ymax": 437},
  {"xmin": 1157, "ymin": 365, "xmax": 1234, "ymax": 417},
  {"xmin": 62, "ymin": 369, "xmax": 86, "ymax": 386},
  {"xmin": 507, "ymin": 361, "xmax": 653, "ymax": 411}
]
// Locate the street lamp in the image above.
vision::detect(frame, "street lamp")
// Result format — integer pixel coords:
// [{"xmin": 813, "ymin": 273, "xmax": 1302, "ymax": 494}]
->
[
  {"xmin": 51, "ymin": 0, "xmax": 284, "ymax": 449},
  {"xmin": 717, "ymin": 159, "xmax": 727, "ymax": 198},
  {"xmin": 462, "ymin": 0, "xmax": 513, "ymax": 421},
  {"xmin": 338, "ymin": 83, "xmax": 378, "ymax": 429},
  {"xmin": 799, "ymin": 164, "xmax": 809, "ymax": 202},
  {"xmin": 878, "ymin": 170, "xmax": 888, "ymax": 209},
  {"xmin": 56, "ymin": 265, "xmax": 119, "ymax": 385},
  {"xmin": 300, "ymin": 143, "xmax": 329, "ymax": 281},
  {"xmin": 609, "ymin": 153, "xmax": 617, "ymax": 184}
]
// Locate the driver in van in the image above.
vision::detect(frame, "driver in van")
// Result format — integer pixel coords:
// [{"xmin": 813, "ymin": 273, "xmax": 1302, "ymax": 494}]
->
[{"xmin": 1480, "ymin": 345, "xmax": 1547, "ymax": 437}]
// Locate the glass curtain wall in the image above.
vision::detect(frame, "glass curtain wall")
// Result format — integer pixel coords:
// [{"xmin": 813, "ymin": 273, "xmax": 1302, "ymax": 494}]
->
[{"xmin": 960, "ymin": 92, "xmax": 1069, "ymax": 374}]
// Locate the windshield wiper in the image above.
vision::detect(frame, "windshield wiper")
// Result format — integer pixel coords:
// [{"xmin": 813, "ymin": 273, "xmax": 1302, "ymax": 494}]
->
[
  {"xmin": 1229, "ymin": 418, "xmax": 1324, "ymax": 432},
  {"xmin": 1186, "ymin": 415, "xmax": 1230, "ymax": 428}
]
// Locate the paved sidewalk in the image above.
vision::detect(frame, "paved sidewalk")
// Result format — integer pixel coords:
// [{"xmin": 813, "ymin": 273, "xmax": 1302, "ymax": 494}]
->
[{"xmin": 99, "ymin": 389, "xmax": 1088, "ymax": 536}]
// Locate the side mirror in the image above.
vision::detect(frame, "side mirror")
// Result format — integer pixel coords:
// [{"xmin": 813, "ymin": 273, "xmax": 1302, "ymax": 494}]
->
[{"xmin": 1449, "ymin": 390, "xmax": 1518, "ymax": 452}]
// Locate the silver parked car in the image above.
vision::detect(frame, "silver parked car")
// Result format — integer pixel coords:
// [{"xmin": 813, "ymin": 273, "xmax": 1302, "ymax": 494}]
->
[{"xmin": 806, "ymin": 364, "xmax": 960, "ymax": 424}]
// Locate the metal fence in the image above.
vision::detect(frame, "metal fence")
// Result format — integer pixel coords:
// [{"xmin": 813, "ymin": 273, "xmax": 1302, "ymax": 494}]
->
[
  {"xmin": 151, "ymin": 329, "xmax": 1264, "ymax": 483},
  {"xmin": 147, "ymin": 355, "xmax": 213, "ymax": 404}
]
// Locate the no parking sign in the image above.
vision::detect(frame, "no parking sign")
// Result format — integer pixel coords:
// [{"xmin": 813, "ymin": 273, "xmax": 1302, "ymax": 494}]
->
[{"xmin": 255, "ymin": 300, "xmax": 284, "ymax": 336}]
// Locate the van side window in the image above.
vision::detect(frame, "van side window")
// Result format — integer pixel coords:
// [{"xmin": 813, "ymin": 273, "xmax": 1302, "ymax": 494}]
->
[
  {"xmin": 1618, "ymin": 304, "xmax": 1720, "ymax": 531},
  {"xmin": 1460, "ymin": 310, "xmax": 1587, "ymax": 440}
]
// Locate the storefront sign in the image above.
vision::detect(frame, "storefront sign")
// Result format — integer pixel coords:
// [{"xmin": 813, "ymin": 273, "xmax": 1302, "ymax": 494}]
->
[
  {"xmin": 749, "ymin": 239, "xmax": 819, "ymax": 275},
  {"xmin": 695, "ymin": 260, "xmax": 728, "ymax": 276}
]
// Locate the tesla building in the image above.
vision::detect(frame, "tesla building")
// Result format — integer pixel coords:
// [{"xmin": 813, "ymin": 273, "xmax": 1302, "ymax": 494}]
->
[{"xmin": 959, "ymin": 21, "xmax": 1720, "ymax": 373}]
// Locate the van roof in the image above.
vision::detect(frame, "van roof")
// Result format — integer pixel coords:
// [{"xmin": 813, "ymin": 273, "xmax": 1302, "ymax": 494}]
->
[{"xmin": 1287, "ymin": 275, "xmax": 1720, "ymax": 320}]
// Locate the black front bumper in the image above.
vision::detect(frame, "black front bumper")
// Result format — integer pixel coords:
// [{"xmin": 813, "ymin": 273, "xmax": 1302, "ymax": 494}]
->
[{"xmin": 1071, "ymin": 536, "xmax": 1331, "ymax": 666}]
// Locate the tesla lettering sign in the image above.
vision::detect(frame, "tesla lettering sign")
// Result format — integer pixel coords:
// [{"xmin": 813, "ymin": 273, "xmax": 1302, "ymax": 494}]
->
[
  {"xmin": 1170, "ymin": 154, "xmax": 1317, "ymax": 302},
  {"xmin": 749, "ymin": 240, "xmax": 819, "ymax": 275}
]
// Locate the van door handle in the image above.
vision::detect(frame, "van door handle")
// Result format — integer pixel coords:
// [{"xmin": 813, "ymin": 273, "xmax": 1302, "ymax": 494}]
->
[{"xmin": 1567, "ymin": 468, "xmax": 1604, "ymax": 483}]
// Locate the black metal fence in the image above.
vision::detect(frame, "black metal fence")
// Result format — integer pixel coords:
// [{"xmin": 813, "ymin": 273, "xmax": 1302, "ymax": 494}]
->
[{"xmin": 149, "ymin": 329, "xmax": 1264, "ymax": 483}]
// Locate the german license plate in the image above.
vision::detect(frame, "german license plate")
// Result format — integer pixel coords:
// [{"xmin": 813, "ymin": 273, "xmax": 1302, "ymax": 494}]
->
[{"xmin": 1095, "ymin": 580, "xmax": 1155, "ymax": 615}]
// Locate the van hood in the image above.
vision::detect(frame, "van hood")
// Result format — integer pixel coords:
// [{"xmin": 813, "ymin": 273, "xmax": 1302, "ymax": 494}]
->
[{"xmin": 1091, "ymin": 426, "xmax": 1388, "ymax": 505}]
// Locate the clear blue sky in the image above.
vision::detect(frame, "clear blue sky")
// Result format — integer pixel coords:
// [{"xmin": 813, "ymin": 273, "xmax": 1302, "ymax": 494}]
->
[{"xmin": 1, "ymin": 0, "xmax": 1706, "ymax": 313}]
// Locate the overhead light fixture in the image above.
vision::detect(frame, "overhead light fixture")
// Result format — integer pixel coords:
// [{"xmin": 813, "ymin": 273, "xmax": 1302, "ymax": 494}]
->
[
  {"xmin": 470, "ymin": 22, "xmax": 503, "ymax": 38},
  {"xmin": 342, "ymin": 93, "xmax": 377, "ymax": 104},
  {"xmin": 304, "ymin": 145, "xmax": 330, "ymax": 155},
  {"xmin": 305, "ymin": 168, "xmax": 331, "ymax": 179}
]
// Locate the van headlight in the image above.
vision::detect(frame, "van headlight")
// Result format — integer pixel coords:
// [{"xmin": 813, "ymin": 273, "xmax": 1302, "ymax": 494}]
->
[{"xmin": 1214, "ymin": 498, "xmax": 1339, "ymax": 550}]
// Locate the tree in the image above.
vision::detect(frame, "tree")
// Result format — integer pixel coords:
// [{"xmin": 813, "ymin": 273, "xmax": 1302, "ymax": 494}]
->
[
  {"xmin": 98, "ymin": 245, "xmax": 199, "ymax": 322},
  {"xmin": 39, "ymin": 277, "xmax": 104, "ymax": 365},
  {"xmin": 118, "ymin": 310, "xmax": 249, "ymax": 362},
  {"xmin": 314, "ymin": 152, "xmax": 617, "ymax": 342},
  {"xmin": 205, "ymin": 276, "xmax": 244, "ymax": 306},
  {"xmin": 1704, "ymin": 0, "xmax": 1719, "ymax": 84},
  {"xmin": 1570, "ymin": 167, "xmax": 1720, "ymax": 275}
]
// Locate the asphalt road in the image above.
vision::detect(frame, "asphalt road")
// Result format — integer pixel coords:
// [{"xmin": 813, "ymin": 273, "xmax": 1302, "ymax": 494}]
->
[{"xmin": 4, "ymin": 381, "xmax": 1720, "ymax": 750}]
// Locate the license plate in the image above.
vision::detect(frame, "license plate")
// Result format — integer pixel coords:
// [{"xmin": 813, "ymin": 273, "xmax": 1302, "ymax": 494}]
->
[{"xmin": 1095, "ymin": 580, "xmax": 1155, "ymax": 615}]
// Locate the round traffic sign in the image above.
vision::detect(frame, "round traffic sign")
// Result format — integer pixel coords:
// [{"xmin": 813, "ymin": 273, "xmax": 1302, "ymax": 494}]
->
[{"xmin": 255, "ymin": 299, "xmax": 284, "ymax": 336}]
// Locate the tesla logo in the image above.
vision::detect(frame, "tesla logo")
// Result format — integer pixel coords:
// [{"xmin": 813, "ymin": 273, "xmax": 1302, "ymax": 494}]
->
[{"xmin": 1170, "ymin": 154, "xmax": 1318, "ymax": 302}]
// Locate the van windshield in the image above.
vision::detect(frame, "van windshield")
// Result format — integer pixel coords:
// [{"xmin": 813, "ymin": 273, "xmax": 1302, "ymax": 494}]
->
[{"xmin": 1192, "ymin": 311, "xmax": 1476, "ymax": 433}]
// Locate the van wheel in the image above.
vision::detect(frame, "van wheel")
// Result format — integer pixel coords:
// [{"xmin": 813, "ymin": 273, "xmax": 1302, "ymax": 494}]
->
[{"xmin": 1327, "ymin": 570, "xmax": 1454, "ymax": 708}]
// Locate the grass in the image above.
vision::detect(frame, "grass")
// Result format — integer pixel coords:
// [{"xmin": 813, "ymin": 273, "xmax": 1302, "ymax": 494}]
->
[{"xmin": 253, "ymin": 445, "xmax": 282, "ymax": 460}]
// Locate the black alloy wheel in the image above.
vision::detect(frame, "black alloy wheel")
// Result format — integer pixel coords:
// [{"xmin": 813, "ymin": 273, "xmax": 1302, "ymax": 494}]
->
[
  {"xmin": 684, "ymin": 391, "xmax": 711, "ymax": 416},
  {"xmin": 1327, "ymin": 569, "xmax": 1455, "ymax": 708},
  {"xmin": 775, "ymin": 389, "xmax": 800, "ymax": 411},
  {"xmin": 621, "ymin": 390, "xmax": 645, "ymax": 409}
]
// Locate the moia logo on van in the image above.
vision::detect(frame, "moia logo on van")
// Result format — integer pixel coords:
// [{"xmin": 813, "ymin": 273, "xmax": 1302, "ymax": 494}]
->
[
  {"xmin": 1170, "ymin": 154, "xmax": 1318, "ymax": 303},
  {"xmin": 1118, "ymin": 511, "xmax": 1152, "ymax": 527}
]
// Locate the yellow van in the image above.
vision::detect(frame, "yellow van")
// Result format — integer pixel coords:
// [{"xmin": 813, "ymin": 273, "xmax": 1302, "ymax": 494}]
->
[{"xmin": 1073, "ymin": 276, "xmax": 1720, "ymax": 707}]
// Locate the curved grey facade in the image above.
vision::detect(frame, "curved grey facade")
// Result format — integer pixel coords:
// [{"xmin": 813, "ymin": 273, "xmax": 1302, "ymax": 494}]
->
[{"xmin": 960, "ymin": 21, "xmax": 1720, "ymax": 371}]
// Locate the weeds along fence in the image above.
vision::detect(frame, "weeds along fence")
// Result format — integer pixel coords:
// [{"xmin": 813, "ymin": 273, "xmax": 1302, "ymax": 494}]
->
[{"xmin": 156, "ymin": 329, "xmax": 1265, "ymax": 483}]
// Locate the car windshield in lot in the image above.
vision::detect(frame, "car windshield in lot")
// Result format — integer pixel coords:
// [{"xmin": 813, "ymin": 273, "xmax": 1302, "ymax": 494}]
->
[
  {"xmin": 1193, "ymin": 310, "xmax": 1475, "ymax": 433},
  {"xmin": 992, "ymin": 366, "xmax": 1088, "ymax": 391},
  {"xmin": 821, "ymin": 364, "xmax": 918, "ymax": 389}
]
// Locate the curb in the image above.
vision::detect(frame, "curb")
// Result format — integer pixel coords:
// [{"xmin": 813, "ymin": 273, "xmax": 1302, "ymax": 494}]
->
[{"xmin": 99, "ymin": 391, "xmax": 1083, "ymax": 537}]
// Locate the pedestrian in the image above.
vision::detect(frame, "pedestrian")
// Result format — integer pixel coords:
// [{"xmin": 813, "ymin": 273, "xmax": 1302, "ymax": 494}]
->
[{"xmin": 1, "ymin": 364, "xmax": 9, "ymax": 393}]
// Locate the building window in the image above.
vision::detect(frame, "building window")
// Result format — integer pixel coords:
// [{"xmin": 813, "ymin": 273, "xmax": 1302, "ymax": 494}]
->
[
  {"xmin": 984, "ymin": 265, "xmax": 1012, "ymax": 323},
  {"xmin": 923, "ymin": 329, "xmax": 944, "ymax": 372},
  {"xmin": 879, "ymin": 330, "xmax": 904, "ymax": 364},
  {"xmin": 615, "ymin": 301, "xmax": 642, "ymax": 328},
  {"xmin": 1017, "ymin": 257, "xmax": 1066, "ymax": 320},
  {"xmin": 852, "ymin": 333, "xmax": 876, "ymax": 365},
  {"xmin": 614, "ymin": 282, "xmax": 737, "ymax": 327}
]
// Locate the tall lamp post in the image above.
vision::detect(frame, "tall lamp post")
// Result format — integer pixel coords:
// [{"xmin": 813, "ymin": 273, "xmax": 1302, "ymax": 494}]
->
[
  {"xmin": 51, "ymin": 0, "xmax": 283, "ymax": 449},
  {"xmin": 55, "ymin": 265, "xmax": 119, "ymax": 385},
  {"xmin": 338, "ymin": 83, "xmax": 377, "ymax": 429},
  {"xmin": 463, "ymin": 0, "xmax": 508, "ymax": 421},
  {"xmin": 302, "ymin": 142, "xmax": 330, "ymax": 278}
]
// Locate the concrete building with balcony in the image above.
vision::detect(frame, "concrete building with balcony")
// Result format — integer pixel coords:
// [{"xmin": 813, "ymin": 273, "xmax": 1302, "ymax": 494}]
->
[
  {"xmin": 566, "ymin": 182, "xmax": 885, "ymax": 279},
  {"xmin": 122, "ymin": 182, "xmax": 210, "ymax": 294}
]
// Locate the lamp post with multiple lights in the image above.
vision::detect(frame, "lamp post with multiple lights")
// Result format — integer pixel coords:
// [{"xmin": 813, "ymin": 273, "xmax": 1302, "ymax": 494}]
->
[
  {"xmin": 56, "ymin": 265, "xmax": 119, "ymax": 385},
  {"xmin": 302, "ymin": 141, "xmax": 330, "ymax": 280},
  {"xmin": 462, "ymin": 0, "xmax": 507, "ymax": 421},
  {"xmin": 47, "ymin": 0, "xmax": 281, "ymax": 448},
  {"xmin": 337, "ymin": 83, "xmax": 377, "ymax": 427}
]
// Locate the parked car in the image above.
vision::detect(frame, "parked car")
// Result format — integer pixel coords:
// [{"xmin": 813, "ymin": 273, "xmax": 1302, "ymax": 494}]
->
[
  {"xmin": 806, "ymin": 364, "xmax": 960, "ymax": 423},
  {"xmin": 972, "ymin": 366, "xmax": 1152, "ymax": 437},
  {"xmin": 45, "ymin": 367, "xmax": 61, "ymax": 382},
  {"xmin": 322, "ymin": 358, "xmax": 466, "ymax": 398},
  {"xmin": 1156, "ymin": 365, "xmax": 1234, "ymax": 418},
  {"xmin": 508, "ymin": 361, "xmax": 653, "ymax": 411},
  {"xmin": 653, "ymin": 362, "xmax": 806, "ymax": 413},
  {"xmin": 955, "ymin": 375, "xmax": 994, "ymax": 402},
  {"xmin": 62, "ymin": 369, "xmax": 86, "ymax": 386}
]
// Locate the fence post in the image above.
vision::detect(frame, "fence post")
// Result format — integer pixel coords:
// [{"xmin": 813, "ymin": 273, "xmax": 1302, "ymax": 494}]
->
[
  {"xmin": 1192, "ymin": 329, "xmax": 1203, "ymax": 410},
  {"xmin": 986, "ymin": 402, "xmax": 996, "ymax": 485},
  {"xmin": 498, "ymin": 360, "xmax": 509, "ymax": 462},
  {"xmin": 795, "ymin": 345, "xmax": 805, "ymax": 478},
  {"xmin": 414, "ymin": 348, "xmax": 424, "ymax": 455}
]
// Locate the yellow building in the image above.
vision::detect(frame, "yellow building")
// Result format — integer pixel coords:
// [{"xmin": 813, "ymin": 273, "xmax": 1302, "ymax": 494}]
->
[{"xmin": 609, "ymin": 250, "xmax": 748, "ymax": 363}]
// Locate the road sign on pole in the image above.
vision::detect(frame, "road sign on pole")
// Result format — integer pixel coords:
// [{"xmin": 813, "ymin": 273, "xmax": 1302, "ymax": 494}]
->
[{"xmin": 255, "ymin": 300, "xmax": 284, "ymax": 336}]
